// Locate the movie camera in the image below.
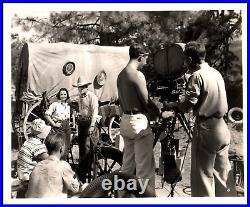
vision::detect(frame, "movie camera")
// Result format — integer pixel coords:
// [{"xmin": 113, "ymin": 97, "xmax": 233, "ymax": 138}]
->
[
  {"xmin": 148, "ymin": 75, "xmax": 187, "ymax": 103},
  {"xmin": 148, "ymin": 43, "xmax": 193, "ymax": 196},
  {"xmin": 148, "ymin": 43, "xmax": 188, "ymax": 103}
]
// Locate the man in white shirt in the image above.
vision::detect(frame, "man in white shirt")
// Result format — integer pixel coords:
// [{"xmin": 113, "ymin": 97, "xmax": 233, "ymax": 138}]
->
[{"xmin": 73, "ymin": 76, "xmax": 99, "ymax": 158}]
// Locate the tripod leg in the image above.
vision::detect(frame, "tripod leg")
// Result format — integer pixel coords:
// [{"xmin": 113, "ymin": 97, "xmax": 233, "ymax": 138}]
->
[{"xmin": 170, "ymin": 184, "xmax": 175, "ymax": 197}]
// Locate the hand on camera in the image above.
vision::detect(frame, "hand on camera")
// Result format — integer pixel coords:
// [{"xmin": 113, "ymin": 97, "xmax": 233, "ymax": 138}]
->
[
  {"xmin": 161, "ymin": 111, "xmax": 175, "ymax": 119},
  {"xmin": 88, "ymin": 126, "xmax": 95, "ymax": 135},
  {"xmin": 53, "ymin": 122, "xmax": 62, "ymax": 128},
  {"xmin": 163, "ymin": 101, "xmax": 177, "ymax": 110}
]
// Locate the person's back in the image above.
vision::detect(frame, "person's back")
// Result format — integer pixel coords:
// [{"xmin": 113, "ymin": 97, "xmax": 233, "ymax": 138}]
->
[
  {"xmin": 17, "ymin": 138, "xmax": 48, "ymax": 181},
  {"xmin": 26, "ymin": 157, "xmax": 80, "ymax": 198},
  {"xmin": 26, "ymin": 132, "xmax": 83, "ymax": 198},
  {"xmin": 17, "ymin": 119, "xmax": 50, "ymax": 181},
  {"xmin": 117, "ymin": 69, "xmax": 147, "ymax": 113},
  {"xmin": 190, "ymin": 63, "xmax": 228, "ymax": 118},
  {"xmin": 164, "ymin": 41, "xmax": 236, "ymax": 197}
]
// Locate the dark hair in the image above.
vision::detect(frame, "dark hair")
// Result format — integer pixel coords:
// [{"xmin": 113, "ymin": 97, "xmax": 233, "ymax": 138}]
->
[
  {"xmin": 56, "ymin": 88, "xmax": 70, "ymax": 100},
  {"xmin": 45, "ymin": 132, "xmax": 65, "ymax": 155},
  {"xmin": 185, "ymin": 41, "xmax": 206, "ymax": 64},
  {"xmin": 129, "ymin": 43, "xmax": 147, "ymax": 59}
]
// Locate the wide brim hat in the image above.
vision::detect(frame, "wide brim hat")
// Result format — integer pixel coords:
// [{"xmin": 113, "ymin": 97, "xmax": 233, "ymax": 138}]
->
[
  {"xmin": 72, "ymin": 76, "xmax": 92, "ymax": 87},
  {"xmin": 31, "ymin": 119, "xmax": 51, "ymax": 139}
]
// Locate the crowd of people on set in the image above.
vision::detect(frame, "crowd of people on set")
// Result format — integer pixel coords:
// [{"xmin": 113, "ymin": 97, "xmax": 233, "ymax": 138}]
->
[
  {"xmin": 16, "ymin": 41, "xmax": 237, "ymax": 198},
  {"xmin": 16, "ymin": 77, "xmax": 99, "ymax": 198}
]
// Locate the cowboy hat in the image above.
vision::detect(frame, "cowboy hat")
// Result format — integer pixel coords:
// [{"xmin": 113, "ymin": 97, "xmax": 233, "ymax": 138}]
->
[
  {"xmin": 72, "ymin": 76, "xmax": 92, "ymax": 87},
  {"xmin": 31, "ymin": 119, "xmax": 51, "ymax": 139}
]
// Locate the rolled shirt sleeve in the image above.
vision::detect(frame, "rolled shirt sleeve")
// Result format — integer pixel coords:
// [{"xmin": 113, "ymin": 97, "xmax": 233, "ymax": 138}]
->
[
  {"xmin": 45, "ymin": 102, "xmax": 70, "ymax": 121},
  {"xmin": 185, "ymin": 73, "xmax": 202, "ymax": 105},
  {"xmin": 61, "ymin": 161, "xmax": 81, "ymax": 193},
  {"xmin": 45, "ymin": 102, "xmax": 56, "ymax": 117},
  {"xmin": 33, "ymin": 143, "xmax": 48, "ymax": 158},
  {"xmin": 90, "ymin": 93, "xmax": 99, "ymax": 127}
]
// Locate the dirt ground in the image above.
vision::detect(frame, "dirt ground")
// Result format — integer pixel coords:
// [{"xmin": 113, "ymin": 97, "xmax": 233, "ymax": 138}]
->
[
  {"xmin": 154, "ymin": 121, "xmax": 244, "ymax": 197},
  {"xmin": 11, "ymin": 121, "xmax": 244, "ymax": 198}
]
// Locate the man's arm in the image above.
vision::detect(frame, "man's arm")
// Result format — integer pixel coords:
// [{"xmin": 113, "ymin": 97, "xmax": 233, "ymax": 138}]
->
[
  {"xmin": 164, "ymin": 73, "xmax": 201, "ymax": 113},
  {"xmin": 134, "ymin": 72, "xmax": 150, "ymax": 112},
  {"xmin": 89, "ymin": 93, "xmax": 99, "ymax": 132},
  {"xmin": 148, "ymin": 98, "xmax": 160, "ymax": 120},
  {"xmin": 33, "ymin": 144, "xmax": 49, "ymax": 161},
  {"xmin": 135, "ymin": 72, "xmax": 160, "ymax": 118},
  {"xmin": 44, "ymin": 102, "xmax": 62, "ymax": 128},
  {"xmin": 62, "ymin": 161, "xmax": 82, "ymax": 193},
  {"xmin": 164, "ymin": 99, "xmax": 194, "ymax": 114},
  {"xmin": 36, "ymin": 152, "xmax": 49, "ymax": 161}
]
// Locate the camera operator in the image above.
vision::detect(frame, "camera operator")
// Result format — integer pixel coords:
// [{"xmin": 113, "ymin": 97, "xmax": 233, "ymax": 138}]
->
[
  {"xmin": 117, "ymin": 43, "xmax": 160, "ymax": 197},
  {"xmin": 164, "ymin": 41, "xmax": 236, "ymax": 197}
]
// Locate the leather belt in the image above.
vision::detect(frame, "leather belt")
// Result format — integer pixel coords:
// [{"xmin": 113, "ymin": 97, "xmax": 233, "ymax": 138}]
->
[
  {"xmin": 54, "ymin": 119, "xmax": 69, "ymax": 123},
  {"xmin": 198, "ymin": 115, "xmax": 223, "ymax": 120},
  {"xmin": 123, "ymin": 110, "xmax": 143, "ymax": 115},
  {"xmin": 78, "ymin": 116, "xmax": 91, "ymax": 121}
]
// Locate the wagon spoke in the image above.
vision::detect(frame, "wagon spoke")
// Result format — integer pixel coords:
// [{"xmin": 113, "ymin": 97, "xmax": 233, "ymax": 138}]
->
[{"xmin": 29, "ymin": 112, "xmax": 40, "ymax": 119}]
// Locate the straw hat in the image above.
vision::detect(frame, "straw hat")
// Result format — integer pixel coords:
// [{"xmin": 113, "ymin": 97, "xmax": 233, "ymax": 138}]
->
[{"xmin": 72, "ymin": 76, "xmax": 92, "ymax": 87}]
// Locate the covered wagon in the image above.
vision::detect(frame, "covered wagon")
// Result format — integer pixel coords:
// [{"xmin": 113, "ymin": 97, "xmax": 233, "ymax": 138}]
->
[{"xmin": 13, "ymin": 42, "xmax": 128, "ymax": 143}]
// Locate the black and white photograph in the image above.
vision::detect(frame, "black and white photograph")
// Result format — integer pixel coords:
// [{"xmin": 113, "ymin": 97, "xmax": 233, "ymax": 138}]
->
[{"xmin": 3, "ymin": 3, "xmax": 247, "ymax": 204}]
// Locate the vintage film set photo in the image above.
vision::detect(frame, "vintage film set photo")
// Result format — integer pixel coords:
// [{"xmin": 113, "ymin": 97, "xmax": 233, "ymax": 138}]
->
[{"xmin": 3, "ymin": 3, "xmax": 247, "ymax": 205}]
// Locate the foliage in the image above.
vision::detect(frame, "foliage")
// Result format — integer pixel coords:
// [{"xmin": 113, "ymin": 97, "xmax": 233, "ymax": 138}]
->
[
  {"xmin": 183, "ymin": 10, "xmax": 242, "ymax": 76},
  {"xmin": 11, "ymin": 33, "xmax": 25, "ymax": 85},
  {"xmin": 11, "ymin": 10, "xmax": 242, "ymax": 100},
  {"xmin": 12, "ymin": 11, "xmax": 199, "ymax": 46}
]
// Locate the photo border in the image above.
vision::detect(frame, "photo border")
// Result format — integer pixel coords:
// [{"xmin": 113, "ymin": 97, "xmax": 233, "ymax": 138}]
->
[{"xmin": 1, "ymin": 0, "xmax": 248, "ymax": 206}]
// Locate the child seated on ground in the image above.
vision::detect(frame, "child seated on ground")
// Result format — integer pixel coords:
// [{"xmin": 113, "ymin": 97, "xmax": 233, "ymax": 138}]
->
[
  {"xmin": 16, "ymin": 119, "xmax": 51, "ymax": 197},
  {"xmin": 26, "ymin": 131, "xmax": 85, "ymax": 198}
]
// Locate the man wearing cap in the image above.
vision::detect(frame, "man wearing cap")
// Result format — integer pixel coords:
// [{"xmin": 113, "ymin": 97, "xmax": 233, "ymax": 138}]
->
[
  {"xmin": 117, "ymin": 43, "xmax": 160, "ymax": 197},
  {"xmin": 73, "ymin": 76, "xmax": 99, "ymax": 158},
  {"xmin": 16, "ymin": 119, "xmax": 51, "ymax": 197}
]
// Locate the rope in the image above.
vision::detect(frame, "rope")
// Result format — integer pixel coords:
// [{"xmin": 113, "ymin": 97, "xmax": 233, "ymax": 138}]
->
[{"xmin": 20, "ymin": 91, "xmax": 42, "ymax": 103}]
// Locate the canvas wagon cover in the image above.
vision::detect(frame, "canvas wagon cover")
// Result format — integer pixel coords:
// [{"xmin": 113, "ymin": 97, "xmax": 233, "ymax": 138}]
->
[{"xmin": 19, "ymin": 42, "xmax": 129, "ymax": 103}]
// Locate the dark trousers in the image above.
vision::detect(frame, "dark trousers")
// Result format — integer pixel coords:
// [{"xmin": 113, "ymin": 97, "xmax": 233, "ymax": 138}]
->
[
  {"xmin": 52, "ymin": 120, "xmax": 71, "ymax": 159},
  {"xmin": 16, "ymin": 181, "xmax": 29, "ymax": 198},
  {"xmin": 78, "ymin": 119, "xmax": 91, "ymax": 159}
]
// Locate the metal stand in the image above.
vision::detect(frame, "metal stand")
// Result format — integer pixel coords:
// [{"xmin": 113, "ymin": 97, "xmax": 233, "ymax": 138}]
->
[{"xmin": 162, "ymin": 112, "xmax": 193, "ymax": 197}]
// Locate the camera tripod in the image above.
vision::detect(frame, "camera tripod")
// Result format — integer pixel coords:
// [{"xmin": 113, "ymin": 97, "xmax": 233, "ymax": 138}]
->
[{"xmin": 152, "ymin": 110, "xmax": 193, "ymax": 197}]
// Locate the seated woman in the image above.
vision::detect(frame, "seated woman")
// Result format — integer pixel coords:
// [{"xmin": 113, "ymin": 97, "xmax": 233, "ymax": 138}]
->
[{"xmin": 44, "ymin": 88, "xmax": 71, "ymax": 159}]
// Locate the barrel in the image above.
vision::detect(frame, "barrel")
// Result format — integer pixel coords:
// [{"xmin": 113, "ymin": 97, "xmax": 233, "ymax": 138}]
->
[{"xmin": 153, "ymin": 43, "xmax": 186, "ymax": 78}]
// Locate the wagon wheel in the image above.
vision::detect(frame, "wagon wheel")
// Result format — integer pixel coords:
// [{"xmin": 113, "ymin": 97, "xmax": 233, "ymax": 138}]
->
[
  {"xmin": 80, "ymin": 172, "xmax": 155, "ymax": 198},
  {"xmin": 77, "ymin": 146, "xmax": 123, "ymax": 183},
  {"xmin": 108, "ymin": 115, "xmax": 123, "ymax": 151},
  {"xmin": 23, "ymin": 101, "xmax": 45, "ymax": 140}
]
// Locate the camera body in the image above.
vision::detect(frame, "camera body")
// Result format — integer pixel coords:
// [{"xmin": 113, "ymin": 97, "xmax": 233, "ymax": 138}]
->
[
  {"xmin": 148, "ymin": 75, "xmax": 187, "ymax": 103},
  {"xmin": 150, "ymin": 43, "xmax": 187, "ymax": 103}
]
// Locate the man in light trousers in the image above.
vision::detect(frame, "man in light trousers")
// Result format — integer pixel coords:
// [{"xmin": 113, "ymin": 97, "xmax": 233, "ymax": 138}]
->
[
  {"xmin": 117, "ymin": 43, "xmax": 159, "ymax": 197},
  {"xmin": 164, "ymin": 41, "xmax": 237, "ymax": 197}
]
